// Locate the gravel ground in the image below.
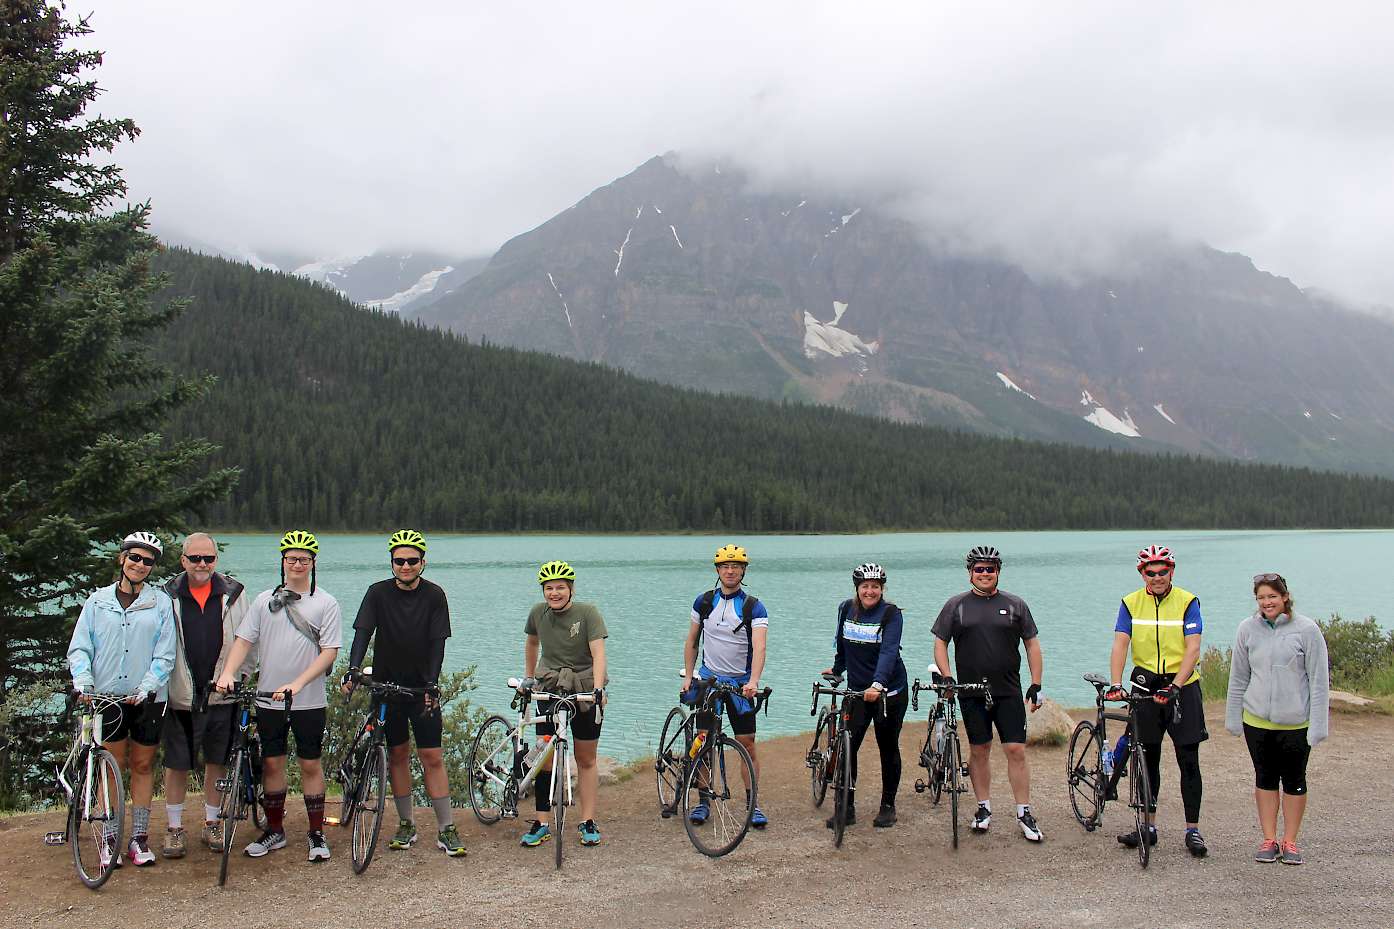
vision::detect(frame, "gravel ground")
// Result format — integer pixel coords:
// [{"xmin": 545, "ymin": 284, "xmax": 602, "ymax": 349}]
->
[{"xmin": 2, "ymin": 705, "xmax": 1390, "ymax": 929}]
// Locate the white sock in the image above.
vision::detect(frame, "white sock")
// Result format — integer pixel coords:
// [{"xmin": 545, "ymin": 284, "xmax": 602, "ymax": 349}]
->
[
  {"xmin": 204, "ymin": 803, "xmax": 219, "ymax": 823},
  {"xmin": 166, "ymin": 802, "xmax": 184, "ymax": 829},
  {"xmin": 978, "ymin": 800, "xmax": 991, "ymax": 812},
  {"xmin": 1017, "ymin": 804, "xmax": 1029, "ymax": 818}
]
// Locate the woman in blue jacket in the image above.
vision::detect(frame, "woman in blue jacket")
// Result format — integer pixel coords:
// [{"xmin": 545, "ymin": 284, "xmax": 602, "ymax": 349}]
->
[
  {"xmin": 825, "ymin": 563, "xmax": 909, "ymax": 829},
  {"xmin": 67, "ymin": 531, "xmax": 177, "ymax": 868}
]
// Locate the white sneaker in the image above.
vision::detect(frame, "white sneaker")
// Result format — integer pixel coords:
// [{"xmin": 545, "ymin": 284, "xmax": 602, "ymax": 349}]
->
[
  {"xmin": 244, "ymin": 829, "xmax": 287, "ymax": 857},
  {"xmin": 971, "ymin": 806, "xmax": 991, "ymax": 832},
  {"xmin": 127, "ymin": 835, "xmax": 156, "ymax": 866},
  {"xmin": 307, "ymin": 831, "xmax": 331, "ymax": 862},
  {"xmin": 1018, "ymin": 809, "xmax": 1043, "ymax": 842}
]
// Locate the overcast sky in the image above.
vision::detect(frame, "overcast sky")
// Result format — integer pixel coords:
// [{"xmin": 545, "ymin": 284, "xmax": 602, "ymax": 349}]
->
[{"xmin": 84, "ymin": 1, "xmax": 1394, "ymax": 306}]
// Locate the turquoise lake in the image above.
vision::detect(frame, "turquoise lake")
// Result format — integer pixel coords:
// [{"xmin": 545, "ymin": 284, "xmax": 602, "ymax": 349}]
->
[{"xmin": 210, "ymin": 530, "xmax": 1390, "ymax": 761}]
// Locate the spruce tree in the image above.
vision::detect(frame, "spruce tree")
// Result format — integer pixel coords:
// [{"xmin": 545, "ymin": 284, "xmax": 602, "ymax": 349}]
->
[{"xmin": 0, "ymin": 1, "xmax": 236, "ymax": 805}]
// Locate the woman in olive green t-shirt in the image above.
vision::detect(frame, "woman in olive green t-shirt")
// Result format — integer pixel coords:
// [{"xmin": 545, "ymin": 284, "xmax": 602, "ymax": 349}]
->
[{"xmin": 519, "ymin": 561, "xmax": 609, "ymax": 848}]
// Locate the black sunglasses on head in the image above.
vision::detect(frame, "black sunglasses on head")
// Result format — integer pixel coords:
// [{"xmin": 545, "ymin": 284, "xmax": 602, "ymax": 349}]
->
[
  {"xmin": 124, "ymin": 552, "xmax": 156, "ymax": 566},
  {"xmin": 184, "ymin": 554, "xmax": 216, "ymax": 564},
  {"xmin": 1253, "ymin": 572, "xmax": 1285, "ymax": 584},
  {"xmin": 392, "ymin": 557, "xmax": 422, "ymax": 567}
]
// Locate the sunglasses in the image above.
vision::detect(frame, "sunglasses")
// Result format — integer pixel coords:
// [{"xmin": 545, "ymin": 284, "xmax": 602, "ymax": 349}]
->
[
  {"xmin": 1253, "ymin": 572, "xmax": 1285, "ymax": 584},
  {"xmin": 1143, "ymin": 568, "xmax": 1172, "ymax": 578},
  {"xmin": 283, "ymin": 555, "xmax": 313, "ymax": 566},
  {"xmin": 184, "ymin": 554, "xmax": 216, "ymax": 564},
  {"xmin": 124, "ymin": 552, "xmax": 157, "ymax": 566},
  {"xmin": 392, "ymin": 557, "xmax": 422, "ymax": 567},
  {"xmin": 971, "ymin": 565, "xmax": 998, "ymax": 574}
]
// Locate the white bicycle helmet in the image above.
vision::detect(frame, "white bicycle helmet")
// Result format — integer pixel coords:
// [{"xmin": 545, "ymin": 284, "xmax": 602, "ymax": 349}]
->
[
  {"xmin": 120, "ymin": 531, "xmax": 163, "ymax": 557},
  {"xmin": 852, "ymin": 562, "xmax": 887, "ymax": 585}
]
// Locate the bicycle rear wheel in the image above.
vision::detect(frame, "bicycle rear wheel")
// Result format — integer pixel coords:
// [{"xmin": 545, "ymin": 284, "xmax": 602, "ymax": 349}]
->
[
  {"xmin": 70, "ymin": 748, "xmax": 124, "ymax": 889},
  {"xmin": 808, "ymin": 709, "xmax": 833, "ymax": 807},
  {"xmin": 1067, "ymin": 720, "xmax": 1104, "ymax": 831},
  {"xmin": 350, "ymin": 743, "xmax": 387, "ymax": 874},
  {"xmin": 681, "ymin": 735, "xmax": 755, "ymax": 857},
  {"xmin": 218, "ymin": 749, "xmax": 245, "ymax": 887},
  {"xmin": 551, "ymin": 740, "xmax": 568, "ymax": 870},
  {"xmin": 467, "ymin": 715, "xmax": 512, "ymax": 825},
  {"xmin": 655, "ymin": 706, "xmax": 691, "ymax": 816},
  {"xmin": 1129, "ymin": 741, "xmax": 1152, "ymax": 868},
  {"xmin": 832, "ymin": 729, "xmax": 852, "ymax": 849}
]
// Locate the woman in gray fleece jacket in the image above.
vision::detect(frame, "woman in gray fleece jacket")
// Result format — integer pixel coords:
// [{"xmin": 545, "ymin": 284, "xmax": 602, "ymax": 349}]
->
[{"xmin": 1225, "ymin": 573, "xmax": 1329, "ymax": 866}]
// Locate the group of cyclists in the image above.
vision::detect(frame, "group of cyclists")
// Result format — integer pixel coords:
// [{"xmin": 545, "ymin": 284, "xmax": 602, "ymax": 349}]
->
[{"xmin": 67, "ymin": 529, "xmax": 1330, "ymax": 871}]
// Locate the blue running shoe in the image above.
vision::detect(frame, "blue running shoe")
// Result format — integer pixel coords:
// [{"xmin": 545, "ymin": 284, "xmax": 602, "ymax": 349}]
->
[
  {"xmin": 520, "ymin": 820, "xmax": 551, "ymax": 847},
  {"xmin": 688, "ymin": 802, "xmax": 710, "ymax": 825},
  {"xmin": 578, "ymin": 820, "xmax": 601, "ymax": 846},
  {"xmin": 751, "ymin": 805, "xmax": 768, "ymax": 829}
]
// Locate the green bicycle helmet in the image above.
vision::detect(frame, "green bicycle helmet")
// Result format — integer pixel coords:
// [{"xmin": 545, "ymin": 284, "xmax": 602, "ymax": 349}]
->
[
  {"xmin": 388, "ymin": 529, "xmax": 427, "ymax": 553},
  {"xmin": 537, "ymin": 560, "xmax": 576, "ymax": 584},
  {"xmin": 278, "ymin": 530, "xmax": 319, "ymax": 554}
]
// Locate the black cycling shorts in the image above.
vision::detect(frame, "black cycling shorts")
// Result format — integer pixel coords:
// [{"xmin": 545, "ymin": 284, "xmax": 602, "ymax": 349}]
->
[
  {"xmin": 959, "ymin": 692, "xmax": 1026, "ymax": 745},
  {"xmin": 1130, "ymin": 671, "xmax": 1209, "ymax": 746},
  {"xmin": 1244, "ymin": 723, "xmax": 1310, "ymax": 795},
  {"xmin": 161, "ymin": 703, "xmax": 235, "ymax": 770},
  {"xmin": 99, "ymin": 699, "xmax": 166, "ymax": 747},
  {"xmin": 385, "ymin": 698, "xmax": 443, "ymax": 750},
  {"xmin": 256, "ymin": 707, "xmax": 327, "ymax": 760},
  {"xmin": 535, "ymin": 699, "xmax": 602, "ymax": 742}
]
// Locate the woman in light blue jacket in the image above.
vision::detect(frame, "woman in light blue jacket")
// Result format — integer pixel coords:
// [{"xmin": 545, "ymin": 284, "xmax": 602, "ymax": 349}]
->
[
  {"xmin": 1224, "ymin": 573, "xmax": 1329, "ymax": 866},
  {"xmin": 67, "ymin": 531, "xmax": 177, "ymax": 868}
]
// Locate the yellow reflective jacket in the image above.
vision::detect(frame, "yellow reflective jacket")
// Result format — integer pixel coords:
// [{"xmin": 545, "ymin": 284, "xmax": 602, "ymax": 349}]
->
[{"xmin": 1120, "ymin": 585, "xmax": 1201, "ymax": 684}]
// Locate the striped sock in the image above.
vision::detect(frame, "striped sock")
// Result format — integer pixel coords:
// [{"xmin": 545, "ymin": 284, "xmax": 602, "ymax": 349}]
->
[
  {"xmin": 263, "ymin": 790, "xmax": 287, "ymax": 832},
  {"xmin": 304, "ymin": 794, "xmax": 326, "ymax": 832},
  {"xmin": 132, "ymin": 806, "xmax": 151, "ymax": 838}
]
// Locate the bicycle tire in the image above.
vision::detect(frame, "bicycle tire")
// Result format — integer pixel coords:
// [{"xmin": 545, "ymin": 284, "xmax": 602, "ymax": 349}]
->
[
  {"xmin": 946, "ymin": 734, "xmax": 960, "ymax": 849},
  {"xmin": 69, "ymin": 748, "xmax": 124, "ymax": 889},
  {"xmin": 809, "ymin": 709, "xmax": 833, "ymax": 807},
  {"xmin": 1067, "ymin": 720, "xmax": 1104, "ymax": 831},
  {"xmin": 219, "ymin": 749, "xmax": 245, "ymax": 887},
  {"xmin": 552, "ymin": 739, "xmax": 567, "ymax": 871},
  {"xmin": 833, "ymin": 729, "xmax": 852, "ymax": 849},
  {"xmin": 350, "ymin": 742, "xmax": 387, "ymax": 874},
  {"xmin": 1129, "ymin": 739, "xmax": 1152, "ymax": 869},
  {"xmin": 467, "ymin": 715, "xmax": 513, "ymax": 825},
  {"xmin": 655, "ymin": 706, "xmax": 691, "ymax": 816},
  {"xmin": 927, "ymin": 711, "xmax": 946, "ymax": 806},
  {"xmin": 681, "ymin": 735, "xmax": 755, "ymax": 857}
]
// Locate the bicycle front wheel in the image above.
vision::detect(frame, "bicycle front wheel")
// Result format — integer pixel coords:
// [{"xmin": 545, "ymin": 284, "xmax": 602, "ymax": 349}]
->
[
  {"xmin": 832, "ymin": 729, "xmax": 852, "ymax": 849},
  {"xmin": 467, "ymin": 715, "xmax": 513, "ymax": 825},
  {"xmin": 1067, "ymin": 720, "xmax": 1104, "ymax": 831},
  {"xmin": 70, "ymin": 748, "xmax": 124, "ymax": 889},
  {"xmin": 350, "ymin": 743, "xmax": 387, "ymax": 874},
  {"xmin": 218, "ymin": 749, "xmax": 245, "ymax": 887},
  {"xmin": 655, "ymin": 706, "xmax": 691, "ymax": 816},
  {"xmin": 682, "ymin": 734, "xmax": 755, "ymax": 857},
  {"xmin": 808, "ymin": 709, "xmax": 833, "ymax": 807},
  {"xmin": 551, "ymin": 740, "xmax": 568, "ymax": 871},
  {"xmin": 927, "ymin": 717, "xmax": 946, "ymax": 807},
  {"xmin": 1129, "ymin": 741, "xmax": 1152, "ymax": 869},
  {"xmin": 946, "ymin": 734, "xmax": 960, "ymax": 849}
]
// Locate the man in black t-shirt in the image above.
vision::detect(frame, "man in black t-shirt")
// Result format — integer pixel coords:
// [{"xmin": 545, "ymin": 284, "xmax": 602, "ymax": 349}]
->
[
  {"xmin": 932, "ymin": 545, "xmax": 1045, "ymax": 843},
  {"xmin": 345, "ymin": 530, "xmax": 463, "ymax": 857}
]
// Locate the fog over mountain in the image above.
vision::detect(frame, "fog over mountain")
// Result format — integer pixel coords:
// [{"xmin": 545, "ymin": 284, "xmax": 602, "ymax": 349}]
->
[{"xmin": 89, "ymin": 1, "xmax": 1394, "ymax": 310}]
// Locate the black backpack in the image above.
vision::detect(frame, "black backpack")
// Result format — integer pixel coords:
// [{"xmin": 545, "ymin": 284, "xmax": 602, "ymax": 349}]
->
[{"xmin": 695, "ymin": 589, "xmax": 762, "ymax": 674}]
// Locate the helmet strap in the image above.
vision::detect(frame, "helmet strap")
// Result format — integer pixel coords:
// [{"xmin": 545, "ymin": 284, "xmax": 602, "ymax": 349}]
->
[{"xmin": 117, "ymin": 560, "xmax": 144, "ymax": 596}]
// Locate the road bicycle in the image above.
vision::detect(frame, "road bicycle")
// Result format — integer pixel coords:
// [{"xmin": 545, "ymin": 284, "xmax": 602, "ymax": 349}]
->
[
  {"xmin": 654, "ymin": 672, "xmax": 771, "ymax": 857},
  {"xmin": 910, "ymin": 673, "xmax": 991, "ymax": 849},
  {"xmin": 1066, "ymin": 673, "xmax": 1156, "ymax": 867},
  {"xmin": 807, "ymin": 673, "xmax": 884, "ymax": 849},
  {"xmin": 332, "ymin": 668, "xmax": 436, "ymax": 874},
  {"xmin": 467, "ymin": 678, "xmax": 598, "ymax": 870},
  {"xmin": 215, "ymin": 682, "xmax": 281, "ymax": 886},
  {"xmin": 43, "ymin": 691, "xmax": 130, "ymax": 889}
]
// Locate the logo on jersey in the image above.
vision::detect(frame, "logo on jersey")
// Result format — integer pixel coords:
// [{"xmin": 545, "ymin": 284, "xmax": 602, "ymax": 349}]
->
[{"xmin": 569, "ymin": 621, "xmax": 581, "ymax": 638}]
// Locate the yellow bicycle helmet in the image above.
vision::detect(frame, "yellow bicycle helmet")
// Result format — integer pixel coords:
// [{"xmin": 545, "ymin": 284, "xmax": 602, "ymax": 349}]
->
[
  {"xmin": 537, "ymin": 560, "xmax": 576, "ymax": 584},
  {"xmin": 278, "ymin": 530, "xmax": 319, "ymax": 554},
  {"xmin": 713, "ymin": 544, "xmax": 749, "ymax": 565},
  {"xmin": 388, "ymin": 529, "xmax": 427, "ymax": 553}
]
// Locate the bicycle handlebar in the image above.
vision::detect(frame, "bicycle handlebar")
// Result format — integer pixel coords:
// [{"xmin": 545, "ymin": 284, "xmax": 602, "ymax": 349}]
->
[
  {"xmin": 909, "ymin": 677, "xmax": 992, "ymax": 712},
  {"xmin": 209, "ymin": 680, "xmax": 294, "ymax": 710},
  {"xmin": 346, "ymin": 671, "xmax": 438, "ymax": 701}
]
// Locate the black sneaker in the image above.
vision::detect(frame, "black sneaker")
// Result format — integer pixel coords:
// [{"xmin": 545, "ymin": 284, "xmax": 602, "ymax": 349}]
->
[
  {"xmin": 1184, "ymin": 828, "xmax": 1208, "ymax": 858},
  {"xmin": 825, "ymin": 806, "xmax": 856, "ymax": 828},
  {"xmin": 1018, "ymin": 809, "xmax": 1043, "ymax": 842},
  {"xmin": 971, "ymin": 805, "xmax": 991, "ymax": 832},
  {"xmin": 1118, "ymin": 825, "xmax": 1158, "ymax": 848},
  {"xmin": 873, "ymin": 804, "xmax": 897, "ymax": 828}
]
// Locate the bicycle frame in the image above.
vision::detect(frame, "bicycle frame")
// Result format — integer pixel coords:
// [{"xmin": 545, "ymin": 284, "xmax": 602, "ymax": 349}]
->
[{"xmin": 46, "ymin": 694, "xmax": 124, "ymax": 848}]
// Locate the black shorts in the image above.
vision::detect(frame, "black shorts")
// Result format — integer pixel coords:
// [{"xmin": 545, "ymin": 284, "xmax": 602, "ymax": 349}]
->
[
  {"xmin": 385, "ymin": 698, "xmax": 443, "ymax": 750},
  {"xmin": 1130, "ymin": 671, "xmax": 1209, "ymax": 746},
  {"xmin": 535, "ymin": 699, "xmax": 602, "ymax": 742},
  {"xmin": 959, "ymin": 692, "xmax": 1027, "ymax": 745},
  {"xmin": 256, "ymin": 707, "xmax": 327, "ymax": 760},
  {"xmin": 161, "ymin": 704, "xmax": 236, "ymax": 770},
  {"xmin": 99, "ymin": 699, "xmax": 166, "ymax": 747},
  {"xmin": 1244, "ymin": 723, "xmax": 1311, "ymax": 795}
]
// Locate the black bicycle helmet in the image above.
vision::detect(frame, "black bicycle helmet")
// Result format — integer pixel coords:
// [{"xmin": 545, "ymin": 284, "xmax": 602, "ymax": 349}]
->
[
  {"xmin": 852, "ymin": 562, "xmax": 887, "ymax": 585},
  {"xmin": 965, "ymin": 545, "xmax": 1002, "ymax": 569}
]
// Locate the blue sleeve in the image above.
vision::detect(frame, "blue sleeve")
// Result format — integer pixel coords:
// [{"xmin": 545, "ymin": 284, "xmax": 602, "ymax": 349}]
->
[
  {"xmin": 874, "ymin": 607, "xmax": 904, "ymax": 686},
  {"xmin": 1183, "ymin": 598, "xmax": 1203, "ymax": 635},
  {"xmin": 831, "ymin": 602, "xmax": 846, "ymax": 675},
  {"xmin": 139, "ymin": 596, "xmax": 177, "ymax": 694},
  {"xmin": 68, "ymin": 596, "xmax": 97, "ymax": 689},
  {"xmin": 1114, "ymin": 602, "xmax": 1132, "ymax": 635}
]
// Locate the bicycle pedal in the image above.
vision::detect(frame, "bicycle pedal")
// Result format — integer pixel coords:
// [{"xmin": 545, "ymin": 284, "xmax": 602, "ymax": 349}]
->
[
  {"xmin": 502, "ymin": 810, "xmax": 519, "ymax": 820},
  {"xmin": 43, "ymin": 831, "xmax": 67, "ymax": 846},
  {"xmin": 913, "ymin": 780, "xmax": 926, "ymax": 794},
  {"xmin": 214, "ymin": 778, "xmax": 231, "ymax": 792}
]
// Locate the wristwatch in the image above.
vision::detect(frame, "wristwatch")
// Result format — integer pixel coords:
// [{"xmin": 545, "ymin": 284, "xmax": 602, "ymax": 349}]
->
[{"xmin": 871, "ymin": 682, "xmax": 886, "ymax": 693}]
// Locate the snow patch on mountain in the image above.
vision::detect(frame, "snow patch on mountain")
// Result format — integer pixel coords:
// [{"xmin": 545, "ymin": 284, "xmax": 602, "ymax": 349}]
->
[
  {"xmin": 841, "ymin": 208, "xmax": 861, "ymax": 226},
  {"xmin": 1084, "ymin": 405, "xmax": 1140, "ymax": 437},
  {"xmin": 367, "ymin": 265, "xmax": 455, "ymax": 313},
  {"xmin": 670, "ymin": 225, "xmax": 684, "ymax": 249},
  {"xmin": 996, "ymin": 372, "xmax": 1037, "ymax": 399},
  {"xmin": 803, "ymin": 303, "xmax": 878, "ymax": 359},
  {"xmin": 1154, "ymin": 403, "xmax": 1176, "ymax": 424},
  {"xmin": 547, "ymin": 272, "xmax": 573, "ymax": 329},
  {"xmin": 614, "ymin": 229, "xmax": 632, "ymax": 277},
  {"xmin": 293, "ymin": 254, "xmax": 367, "ymax": 287}
]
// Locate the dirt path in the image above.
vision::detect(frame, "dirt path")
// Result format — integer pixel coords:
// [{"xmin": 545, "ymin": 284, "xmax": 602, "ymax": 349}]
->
[{"xmin": 2, "ymin": 706, "xmax": 1390, "ymax": 929}]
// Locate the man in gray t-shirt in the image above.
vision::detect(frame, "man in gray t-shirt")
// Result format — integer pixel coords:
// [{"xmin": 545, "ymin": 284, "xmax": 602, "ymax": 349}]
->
[{"xmin": 216, "ymin": 531, "xmax": 340, "ymax": 861}]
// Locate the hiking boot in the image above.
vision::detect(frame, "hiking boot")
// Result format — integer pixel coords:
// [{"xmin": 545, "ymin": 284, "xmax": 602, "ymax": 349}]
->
[
  {"xmin": 389, "ymin": 819, "xmax": 418, "ymax": 850},
  {"xmin": 202, "ymin": 820, "xmax": 223, "ymax": 851},
  {"xmin": 578, "ymin": 820, "xmax": 601, "ymax": 846},
  {"xmin": 1280, "ymin": 840, "xmax": 1304, "ymax": 865},
  {"xmin": 971, "ymin": 805, "xmax": 992, "ymax": 832},
  {"xmin": 127, "ymin": 834, "xmax": 156, "ymax": 866},
  {"xmin": 825, "ymin": 806, "xmax": 856, "ymax": 828},
  {"xmin": 1254, "ymin": 839, "xmax": 1280, "ymax": 863},
  {"xmin": 161, "ymin": 827, "xmax": 187, "ymax": 859},
  {"xmin": 1117, "ymin": 825, "xmax": 1158, "ymax": 848},
  {"xmin": 873, "ymin": 804, "xmax": 897, "ymax": 828},
  {"xmin": 520, "ymin": 820, "xmax": 551, "ymax": 847},
  {"xmin": 307, "ymin": 830, "xmax": 331, "ymax": 862},
  {"xmin": 244, "ymin": 828, "xmax": 287, "ymax": 858},
  {"xmin": 436, "ymin": 824, "xmax": 467, "ymax": 857},
  {"xmin": 1185, "ymin": 828, "xmax": 1208, "ymax": 858},
  {"xmin": 1018, "ymin": 809, "xmax": 1043, "ymax": 842}
]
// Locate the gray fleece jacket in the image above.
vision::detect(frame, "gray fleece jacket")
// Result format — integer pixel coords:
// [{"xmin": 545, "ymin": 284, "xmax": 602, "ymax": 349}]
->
[{"xmin": 1225, "ymin": 610, "xmax": 1330, "ymax": 747}]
